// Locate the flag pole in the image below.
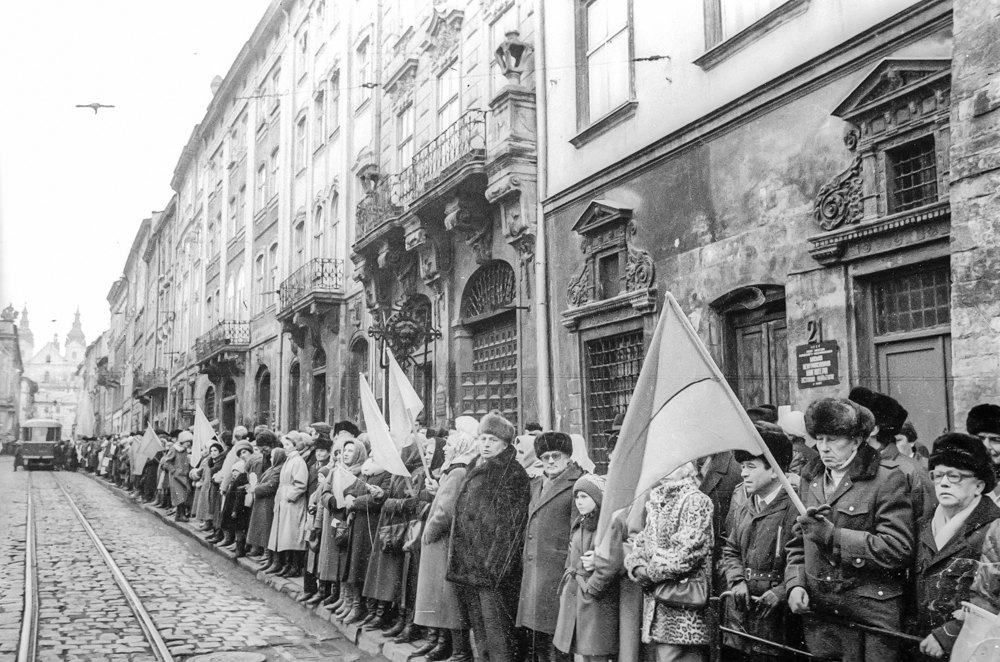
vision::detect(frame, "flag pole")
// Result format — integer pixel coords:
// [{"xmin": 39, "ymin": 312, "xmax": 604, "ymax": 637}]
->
[{"xmin": 665, "ymin": 293, "xmax": 808, "ymax": 517}]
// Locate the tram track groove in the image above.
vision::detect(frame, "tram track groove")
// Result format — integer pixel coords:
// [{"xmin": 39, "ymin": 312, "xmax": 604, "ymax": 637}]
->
[{"xmin": 20, "ymin": 471, "xmax": 175, "ymax": 662}]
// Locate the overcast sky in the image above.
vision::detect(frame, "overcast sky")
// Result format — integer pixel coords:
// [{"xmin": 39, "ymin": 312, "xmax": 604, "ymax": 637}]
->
[{"xmin": 0, "ymin": 0, "xmax": 273, "ymax": 354}]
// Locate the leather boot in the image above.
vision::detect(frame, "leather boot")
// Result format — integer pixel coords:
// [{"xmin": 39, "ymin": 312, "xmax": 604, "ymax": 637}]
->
[
  {"xmin": 445, "ymin": 629, "xmax": 473, "ymax": 662},
  {"xmin": 305, "ymin": 584, "xmax": 328, "ymax": 607},
  {"xmin": 384, "ymin": 606, "xmax": 408, "ymax": 638},
  {"xmin": 321, "ymin": 583, "xmax": 341, "ymax": 608},
  {"xmin": 334, "ymin": 585, "xmax": 354, "ymax": 619},
  {"xmin": 375, "ymin": 603, "xmax": 399, "ymax": 632},
  {"xmin": 206, "ymin": 529, "xmax": 224, "ymax": 544},
  {"xmin": 234, "ymin": 537, "xmax": 247, "ymax": 559},
  {"xmin": 425, "ymin": 629, "xmax": 452, "ymax": 661},
  {"xmin": 219, "ymin": 530, "xmax": 235, "ymax": 547},
  {"xmin": 361, "ymin": 600, "xmax": 386, "ymax": 629},
  {"xmin": 263, "ymin": 552, "xmax": 283, "ymax": 574},
  {"xmin": 343, "ymin": 593, "xmax": 367, "ymax": 625},
  {"xmin": 277, "ymin": 556, "xmax": 295, "ymax": 577},
  {"xmin": 409, "ymin": 629, "xmax": 439, "ymax": 658}
]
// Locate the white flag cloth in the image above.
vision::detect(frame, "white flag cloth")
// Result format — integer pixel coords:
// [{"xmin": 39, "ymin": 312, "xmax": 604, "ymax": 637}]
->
[
  {"xmin": 570, "ymin": 433, "xmax": 596, "ymax": 473},
  {"xmin": 332, "ymin": 465, "xmax": 357, "ymax": 509},
  {"xmin": 387, "ymin": 349, "xmax": 423, "ymax": 449},
  {"xmin": 132, "ymin": 424, "xmax": 161, "ymax": 477},
  {"xmin": 191, "ymin": 405, "xmax": 215, "ymax": 468},
  {"xmin": 360, "ymin": 374, "xmax": 411, "ymax": 477}
]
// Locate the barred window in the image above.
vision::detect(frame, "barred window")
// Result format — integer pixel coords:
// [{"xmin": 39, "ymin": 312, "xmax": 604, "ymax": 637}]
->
[
  {"xmin": 873, "ymin": 265, "xmax": 950, "ymax": 335},
  {"xmin": 888, "ymin": 136, "xmax": 938, "ymax": 213},
  {"xmin": 585, "ymin": 329, "xmax": 644, "ymax": 473}
]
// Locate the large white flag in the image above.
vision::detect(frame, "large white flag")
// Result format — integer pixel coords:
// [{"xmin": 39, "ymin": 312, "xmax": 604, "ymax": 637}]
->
[
  {"xmin": 387, "ymin": 348, "xmax": 423, "ymax": 449},
  {"xmin": 360, "ymin": 374, "xmax": 411, "ymax": 477},
  {"xmin": 191, "ymin": 405, "xmax": 215, "ymax": 468},
  {"xmin": 332, "ymin": 465, "xmax": 358, "ymax": 509},
  {"xmin": 132, "ymin": 424, "xmax": 161, "ymax": 476}
]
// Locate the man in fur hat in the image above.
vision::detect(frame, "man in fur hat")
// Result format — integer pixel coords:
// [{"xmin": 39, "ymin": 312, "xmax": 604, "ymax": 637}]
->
[
  {"xmin": 517, "ymin": 432, "xmax": 584, "ymax": 662},
  {"xmin": 785, "ymin": 398, "xmax": 915, "ymax": 662},
  {"xmin": 967, "ymin": 404, "xmax": 1000, "ymax": 506},
  {"xmin": 849, "ymin": 386, "xmax": 935, "ymax": 519}
]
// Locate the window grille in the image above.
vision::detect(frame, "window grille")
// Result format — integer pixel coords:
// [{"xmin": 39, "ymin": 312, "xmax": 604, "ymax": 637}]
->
[
  {"xmin": 461, "ymin": 314, "xmax": 518, "ymax": 427},
  {"xmin": 585, "ymin": 329, "xmax": 644, "ymax": 473},
  {"xmin": 889, "ymin": 136, "xmax": 938, "ymax": 212},
  {"xmin": 873, "ymin": 265, "xmax": 950, "ymax": 335}
]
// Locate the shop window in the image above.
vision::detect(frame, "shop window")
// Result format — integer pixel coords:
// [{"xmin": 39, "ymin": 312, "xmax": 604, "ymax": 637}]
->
[{"xmin": 887, "ymin": 135, "xmax": 938, "ymax": 213}]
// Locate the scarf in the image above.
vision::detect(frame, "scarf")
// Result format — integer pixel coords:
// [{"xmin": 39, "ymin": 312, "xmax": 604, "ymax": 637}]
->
[
  {"xmin": 932, "ymin": 495, "xmax": 981, "ymax": 551},
  {"xmin": 343, "ymin": 441, "xmax": 368, "ymax": 477}
]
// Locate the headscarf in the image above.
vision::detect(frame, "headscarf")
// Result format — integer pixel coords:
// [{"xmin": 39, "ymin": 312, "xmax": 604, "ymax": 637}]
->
[
  {"xmin": 270, "ymin": 448, "xmax": 287, "ymax": 470},
  {"xmin": 444, "ymin": 428, "xmax": 479, "ymax": 470},
  {"xmin": 342, "ymin": 440, "xmax": 368, "ymax": 477}
]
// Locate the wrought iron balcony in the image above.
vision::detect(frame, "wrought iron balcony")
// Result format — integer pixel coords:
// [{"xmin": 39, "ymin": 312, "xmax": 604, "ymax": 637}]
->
[
  {"xmin": 195, "ymin": 321, "xmax": 251, "ymax": 362},
  {"xmin": 399, "ymin": 108, "xmax": 487, "ymax": 206},
  {"xmin": 96, "ymin": 367, "xmax": 121, "ymax": 388},
  {"xmin": 356, "ymin": 174, "xmax": 403, "ymax": 239},
  {"xmin": 138, "ymin": 368, "xmax": 169, "ymax": 396},
  {"xmin": 277, "ymin": 258, "xmax": 346, "ymax": 319}
]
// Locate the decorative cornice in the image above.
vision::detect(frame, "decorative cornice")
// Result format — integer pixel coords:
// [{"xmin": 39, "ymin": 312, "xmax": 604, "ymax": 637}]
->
[{"xmin": 562, "ymin": 287, "xmax": 658, "ymax": 331}]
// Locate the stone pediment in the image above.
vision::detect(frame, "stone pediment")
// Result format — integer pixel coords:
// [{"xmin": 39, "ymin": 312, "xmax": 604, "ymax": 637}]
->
[
  {"xmin": 570, "ymin": 199, "xmax": 632, "ymax": 235},
  {"xmin": 832, "ymin": 58, "xmax": 950, "ymax": 121}
]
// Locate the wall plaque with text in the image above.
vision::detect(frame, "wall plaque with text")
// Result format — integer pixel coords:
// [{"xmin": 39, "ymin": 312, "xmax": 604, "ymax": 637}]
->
[{"xmin": 796, "ymin": 341, "xmax": 840, "ymax": 389}]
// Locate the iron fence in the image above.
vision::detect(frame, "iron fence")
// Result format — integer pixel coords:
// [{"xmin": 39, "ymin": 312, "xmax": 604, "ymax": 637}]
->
[
  {"xmin": 195, "ymin": 321, "xmax": 251, "ymax": 361},
  {"xmin": 399, "ymin": 108, "xmax": 487, "ymax": 205},
  {"xmin": 278, "ymin": 258, "xmax": 345, "ymax": 312}
]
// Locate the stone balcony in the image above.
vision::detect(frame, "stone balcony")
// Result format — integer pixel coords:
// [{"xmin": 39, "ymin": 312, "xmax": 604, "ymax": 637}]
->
[{"xmin": 195, "ymin": 321, "xmax": 250, "ymax": 377}]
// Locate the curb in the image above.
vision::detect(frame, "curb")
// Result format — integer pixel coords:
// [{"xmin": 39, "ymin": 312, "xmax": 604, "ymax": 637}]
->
[{"xmin": 88, "ymin": 474, "xmax": 426, "ymax": 662}]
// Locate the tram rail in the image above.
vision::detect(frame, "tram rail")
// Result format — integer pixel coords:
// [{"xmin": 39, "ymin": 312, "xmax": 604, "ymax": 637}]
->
[{"xmin": 17, "ymin": 471, "xmax": 175, "ymax": 662}]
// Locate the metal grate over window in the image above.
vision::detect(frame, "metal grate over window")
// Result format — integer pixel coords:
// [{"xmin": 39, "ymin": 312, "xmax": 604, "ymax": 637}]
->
[
  {"xmin": 585, "ymin": 329, "xmax": 644, "ymax": 474},
  {"xmin": 461, "ymin": 313, "xmax": 518, "ymax": 427},
  {"xmin": 874, "ymin": 266, "xmax": 951, "ymax": 335},
  {"xmin": 889, "ymin": 136, "xmax": 938, "ymax": 212}
]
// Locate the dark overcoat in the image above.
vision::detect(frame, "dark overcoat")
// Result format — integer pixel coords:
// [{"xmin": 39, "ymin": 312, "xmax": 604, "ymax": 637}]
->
[
  {"xmin": 699, "ymin": 451, "xmax": 742, "ymax": 593},
  {"xmin": 363, "ymin": 470, "xmax": 423, "ymax": 602},
  {"xmin": 221, "ymin": 472, "xmax": 252, "ymax": 532},
  {"xmin": 553, "ymin": 513, "xmax": 622, "ymax": 656},
  {"xmin": 345, "ymin": 470, "xmax": 392, "ymax": 585},
  {"xmin": 317, "ymin": 471, "xmax": 354, "ymax": 582},
  {"xmin": 516, "ymin": 462, "xmax": 583, "ymax": 634},
  {"xmin": 162, "ymin": 446, "xmax": 191, "ymax": 505},
  {"xmin": 881, "ymin": 442, "xmax": 936, "ymax": 520},
  {"xmin": 248, "ymin": 461, "xmax": 282, "ymax": 550},
  {"xmin": 913, "ymin": 496, "xmax": 1000, "ymax": 653},
  {"xmin": 415, "ymin": 462, "xmax": 470, "ymax": 629},
  {"xmin": 785, "ymin": 442, "xmax": 915, "ymax": 633},
  {"xmin": 447, "ymin": 444, "xmax": 530, "ymax": 588}
]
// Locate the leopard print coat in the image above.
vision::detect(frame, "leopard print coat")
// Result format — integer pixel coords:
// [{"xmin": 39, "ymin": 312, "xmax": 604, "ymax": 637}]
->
[{"xmin": 624, "ymin": 475, "xmax": 714, "ymax": 645}]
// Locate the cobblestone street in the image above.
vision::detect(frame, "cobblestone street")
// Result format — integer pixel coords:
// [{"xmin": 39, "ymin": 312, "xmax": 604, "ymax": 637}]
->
[{"xmin": 0, "ymin": 457, "xmax": 364, "ymax": 661}]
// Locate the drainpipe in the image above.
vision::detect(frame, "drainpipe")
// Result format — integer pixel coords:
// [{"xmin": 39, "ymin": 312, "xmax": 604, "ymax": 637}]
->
[{"xmin": 532, "ymin": 0, "xmax": 552, "ymax": 429}]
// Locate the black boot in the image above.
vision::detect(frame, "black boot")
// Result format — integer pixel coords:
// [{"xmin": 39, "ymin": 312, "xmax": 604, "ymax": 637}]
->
[
  {"xmin": 409, "ymin": 629, "xmax": 439, "ymax": 658},
  {"xmin": 377, "ymin": 603, "xmax": 401, "ymax": 632},
  {"xmin": 206, "ymin": 529, "xmax": 224, "ymax": 543},
  {"xmin": 305, "ymin": 582, "xmax": 330, "ymax": 606},
  {"xmin": 234, "ymin": 535, "xmax": 247, "ymax": 558},
  {"xmin": 393, "ymin": 617, "xmax": 422, "ymax": 644},
  {"xmin": 361, "ymin": 600, "xmax": 387, "ymax": 629},
  {"xmin": 263, "ymin": 551, "xmax": 283, "ymax": 574},
  {"xmin": 321, "ymin": 583, "xmax": 341, "ymax": 608},
  {"xmin": 343, "ymin": 593, "xmax": 367, "ymax": 625},
  {"xmin": 445, "ymin": 629, "xmax": 473, "ymax": 662},
  {"xmin": 384, "ymin": 606, "xmax": 408, "ymax": 637},
  {"xmin": 425, "ymin": 629, "xmax": 452, "ymax": 661},
  {"xmin": 219, "ymin": 530, "xmax": 235, "ymax": 547}
]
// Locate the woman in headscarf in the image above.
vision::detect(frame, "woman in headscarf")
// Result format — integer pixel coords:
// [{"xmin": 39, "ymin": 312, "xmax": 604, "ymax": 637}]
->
[
  {"xmin": 412, "ymin": 428, "xmax": 478, "ymax": 660},
  {"xmin": 269, "ymin": 433, "xmax": 310, "ymax": 577},
  {"xmin": 328, "ymin": 438, "xmax": 369, "ymax": 616},
  {"xmin": 254, "ymin": 446, "xmax": 287, "ymax": 573},
  {"xmin": 193, "ymin": 440, "xmax": 224, "ymax": 531},
  {"xmin": 341, "ymin": 452, "xmax": 393, "ymax": 624}
]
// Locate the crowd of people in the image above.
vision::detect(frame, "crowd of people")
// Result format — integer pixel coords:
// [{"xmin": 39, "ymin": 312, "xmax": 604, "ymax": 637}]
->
[{"xmin": 58, "ymin": 387, "xmax": 1000, "ymax": 662}]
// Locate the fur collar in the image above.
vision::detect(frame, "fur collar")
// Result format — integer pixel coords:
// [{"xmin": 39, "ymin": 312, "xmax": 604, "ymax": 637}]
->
[{"xmin": 800, "ymin": 441, "xmax": 882, "ymax": 483}]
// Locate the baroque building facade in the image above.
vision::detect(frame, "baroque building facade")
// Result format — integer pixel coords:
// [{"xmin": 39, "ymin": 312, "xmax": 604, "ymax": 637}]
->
[{"xmin": 17, "ymin": 306, "xmax": 86, "ymax": 436}]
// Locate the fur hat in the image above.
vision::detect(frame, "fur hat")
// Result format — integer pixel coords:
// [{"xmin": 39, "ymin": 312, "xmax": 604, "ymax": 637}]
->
[
  {"xmin": 574, "ymin": 473, "xmax": 606, "ymax": 508},
  {"xmin": 256, "ymin": 430, "xmax": 278, "ymax": 449},
  {"xmin": 735, "ymin": 421, "xmax": 793, "ymax": 472},
  {"xmin": 746, "ymin": 405, "xmax": 779, "ymax": 424},
  {"xmin": 315, "ymin": 436, "xmax": 333, "ymax": 452},
  {"xmin": 334, "ymin": 420, "xmax": 361, "ymax": 437},
  {"xmin": 534, "ymin": 431, "xmax": 573, "ymax": 457},
  {"xmin": 848, "ymin": 387, "xmax": 908, "ymax": 441},
  {"xmin": 805, "ymin": 398, "xmax": 875, "ymax": 440},
  {"xmin": 233, "ymin": 425, "xmax": 249, "ymax": 439},
  {"xmin": 930, "ymin": 432, "xmax": 997, "ymax": 493},
  {"xmin": 478, "ymin": 410, "xmax": 515, "ymax": 445},
  {"xmin": 311, "ymin": 422, "xmax": 332, "ymax": 436},
  {"xmin": 967, "ymin": 404, "xmax": 1000, "ymax": 437}
]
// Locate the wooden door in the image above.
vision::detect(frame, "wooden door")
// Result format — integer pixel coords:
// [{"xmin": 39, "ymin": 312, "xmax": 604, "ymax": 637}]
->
[
  {"xmin": 731, "ymin": 316, "xmax": 789, "ymax": 408},
  {"xmin": 877, "ymin": 334, "xmax": 952, "ymax": 439}
]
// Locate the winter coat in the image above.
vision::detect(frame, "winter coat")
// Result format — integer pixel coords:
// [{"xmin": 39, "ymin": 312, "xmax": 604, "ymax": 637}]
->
[
  {"xmin": 345, "ymin": 470, "xmax": 392, "ymax": 585},
  {"xmin": 880, "ymin": 442, "xmax": 936, "ymax": 520},
  {"xmin": 971, "ymin": 518, "xmax": 1000, "ymax": 615},
  {"xmin": 415, "ymin": 462, "xmax": 471, "ymax": 629},
  {"xmin": 720, "ymin": 485, "xmax": 799, "ymax": 655},
  {"xmin": 317, "ymin": 471, "xmax": 352, "ymax": 582},
  {"xmin": 699, "ymin": 451, "xmax": 741, "ymax": 594},
  {"xmin": 221, "ymin": 472, "xmax": 252, "ymax": 532},
  {"xmin": 162, "ymin": 445, "xmax": 191, "ymax": 505},
  {"xmin": 269, "ymin": 450, "xmax": 309, "ymax": 552},
  {"xmin": 192, "ymin": 455, "xmax": 218, "ymax": 521},
  {"xmin": 249, "ymin": 459, "xmax": 283, "ymax": 550},
  {"xmin": 785, "ymin": 442, "xmax": 915, "ymax": 633},
  {"xmin": 517, "ymin": 462, "xmax": 584, "ymax": 634},
  {"xmin": 553, "ymin": 512, "xmax": 622, "ymax": 656},
  {"xmin": 624, "ymin": 475, "xmax": 714, "ymax": 645},
  {"xmin": 447, "ymin": 444, "xmax": 531, "ymax": 589},
  {"xmin": 913, "ymin": 496, "xmax": 1000, "ymax": 653},
  {"xmin": 362, "ymin": 468, "xmax": 421, "ymax": 601}
]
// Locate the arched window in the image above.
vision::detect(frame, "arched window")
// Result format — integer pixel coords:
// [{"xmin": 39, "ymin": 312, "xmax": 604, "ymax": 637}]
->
[
  {"xmin": 256, "ymin": 367, "xmax": 271, "ymax": 425},
  {"xmin": 346, "ymin": 338, "xmax": 368, "ymax": 424},
  {"xmin": 312, "ymin": 205, "xmax": 325, "ymax": 258},
  {"xmin": 204, "ymin": 384, "xmax": 216, "ymax": 419},
  {"xmin": 222, "ymin": 378, "xmax": 237, "ymax": 432},
  {"xmin": 288, "ymin": 362, "xmax": 301, "ymax": 428},
  {"xmin": 312, "ymin": 347, "xmax": 327, "ymax": 423}
]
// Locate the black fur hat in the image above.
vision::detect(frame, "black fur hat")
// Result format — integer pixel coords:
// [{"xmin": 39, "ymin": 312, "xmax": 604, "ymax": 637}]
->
[
  {"xmin": 805, "ymin": 398, "xmax": 876, "ymax": 440},
  {"xmin": 931, "ymin": 432, "xmax": 997, "ymax": 492},
  {"xmin": 735, "ymin": 421, "xmax": 793, "ymax": 472},
  {"xmin": 334, "ymin": 420, "xmax": 361, "ymax": 437},
  {"xmin": 534, "ymin": 431, "xmax": 573, "ymax": 457},
  {"xmin": 746, "ymin": 405, "xmax": 779, "ymax": 424},
  {"xmin": 848, "ymin": 386, "xmax": 908, "ymax": 443},
  {"xmin": 967, "ymin": 404, "xmax": 1000, "ymax": 437}
]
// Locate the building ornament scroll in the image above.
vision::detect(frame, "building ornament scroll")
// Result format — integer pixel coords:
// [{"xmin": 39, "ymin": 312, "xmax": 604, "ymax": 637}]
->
[{"xmin": 813, "ymin": 155, "xmax": 864, "ymax": 232}]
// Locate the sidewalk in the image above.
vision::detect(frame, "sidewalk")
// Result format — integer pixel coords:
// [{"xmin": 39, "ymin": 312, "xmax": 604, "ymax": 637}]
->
[{"xmin": 91, "ymin": 474, "xmax": 426, "ymax": 662}]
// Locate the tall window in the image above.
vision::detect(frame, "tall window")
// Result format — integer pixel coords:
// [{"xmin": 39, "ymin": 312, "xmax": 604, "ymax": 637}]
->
[
  {"xmin": 294, "ymin": 219, "xmax": 306, "ymax": 268},
  {"xmin": 396, "ymin": 104, "xmax": 415, "ymax": 169},
  {"xmin": 719, "ymin": 0, "xmax": 784, "ymax": 40},
  {"xmin": 296, "ymin": 29, "xmax": 309, "ymax": 79},
  {"xmin": 268, "ymin": 243, "xmax": 279, "ymax": 308},
  {"xmin": 236, "ymin": 185, "xmax": 246, "ymax": 228},
  {"xmin": 313, "ymin": 205, "xmax": 325, "ymax": 258},
  {"xmin": 356, "ymin": 40, "xmax": 372, "ymax": 106},
  {"xmin": 228, "ymin": 195, "xmax": 238, "ymax": 236},
  {"xmin": 437, "ymin": 69, "xmax": 460, "ymax": 130},
  {"xmin": 254, "ymin": 254, "xmax": 265, "ymax": 314},
  {"xmin": 887, "ymin": 136, "xmax": 938, "ymax": 213},
  {"xmin": 269, "ymin": 148, "xmax": 280, "ymax": 199},
  {"xmin": 206, "ymin": 295, "xmax": 214, "ymax": 327},
  {"xmin": 328, "ymin": 72, "xmax": 341, "ymax": 133},
  {"xmin": 579, "ymin": 0, "xmax": 632, "ymax": 124},
  {"xmin": 207, "ymin": 218, "xmax": 218, "ymax": 257},
  {"xmin": 235, "ymin": 265, "xmax": 246, "ymax": 320},
  {"xmin": 313, "ymin": 91, "xmax": 326, "ymax": 150},
  {"xmin": 294, "ymin": 115, "xmax": 307, "ymax": 172},
  {"xmin": 225, "ymin": 274, "xmax": 236, "ymax": 317},
  {"xmin": 256, "ymin": 163, "xmax": 268, "ymax": 209},
  {"xmin": 269, "ymin": 66, "xmax": 281, "ymax": 113}
]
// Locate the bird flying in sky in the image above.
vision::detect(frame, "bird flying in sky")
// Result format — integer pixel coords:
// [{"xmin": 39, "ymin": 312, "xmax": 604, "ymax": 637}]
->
[{"xmin": 75, "ymin": 103, "xmax": 115, "ymax": 114}]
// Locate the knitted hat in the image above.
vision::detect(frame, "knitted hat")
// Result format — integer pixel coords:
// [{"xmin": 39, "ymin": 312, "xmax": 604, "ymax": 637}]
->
[
  {"xmin": 848, "ymin": 386, "xmax": 908, "ymax": 442},
  {"xmin": 931, "ymin": 432, "xmax": 997, "ymax": 492},
  {"xmin": 534, "ymin": 431, "xmax": 573, "ymax": 456},
  {"xmin": 805, "ymin": 398, "xmax": 875, "ymax": 440},
  {"xmin": 967, "ymin": 404, "xmax": 1000, "ymax": 437},
  {"xmin": 574, "ymin": 474, "xmax": 606, "ymax": 508},
  {"xmin": 735, "ymin": 421, "xmax": 793, "ymax": 472},
  {"xmin": 478, "ymin": 411, "xmax": 515, "ymax": 445}
]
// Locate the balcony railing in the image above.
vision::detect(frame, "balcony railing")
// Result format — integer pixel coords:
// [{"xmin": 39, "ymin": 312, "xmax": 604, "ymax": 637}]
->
[
  {"xmin": 96, "ymin": 367, "xmax": 121, "ymax": 388},
  {"xmin": 195, "ymin": 321, "xmax": 251, "ymax": 361},
  {"xmin": 356, "ymin": 109, "xmax": 488, "ymax": 241},
  {"xmin": 138, "ymin": 368, "xmax": 169, "ymax": 394},
  {"xmin": 278, "ymin": 258, "xmax": 346, "ymax": 313}
]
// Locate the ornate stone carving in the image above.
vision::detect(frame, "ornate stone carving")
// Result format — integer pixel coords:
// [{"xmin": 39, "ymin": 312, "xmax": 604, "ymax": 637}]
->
[
  {"xmin": 567, "ymin": 263, "xmax": 591, "ymax": 307},
  {"xmin": 494, "ymin": 30, "xmax": 532, "ymax": 85},
  {"xmin": 843, "ymin": 128, "xmax": 860, "ymax": 152},
  {"xmin": 1, "ymin": 304, "xmax": 17, "ymax": 322},
  {"xmin": 444, "ymin": 195, "xmax": 492, "ymax": 264},
  {"xmin": 814, "ymin": 156, "xmax": 864, "ymax": 232},
  {"xmin": 625, "ymin": 245, "xmax": 655, "ymax": 291},
  {"xmin": 422, "ymin": 9, "xmax": 464, "ymax": 72},
  {"xmin": 460, "ymin": 261, "xmax": 516, "ymax": 319}
]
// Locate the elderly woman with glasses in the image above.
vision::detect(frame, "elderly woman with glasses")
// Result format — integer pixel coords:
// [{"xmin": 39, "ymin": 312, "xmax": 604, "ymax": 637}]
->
[{"xmin": 912, "ymin": 433, "xmax": 1000, "ymax": 659}]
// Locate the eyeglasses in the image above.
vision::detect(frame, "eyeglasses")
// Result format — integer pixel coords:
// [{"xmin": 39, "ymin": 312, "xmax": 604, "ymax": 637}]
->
[
  {"xmin": 930, "ymin": 470, "xmax": 977, "ymax": 484},
  {"xmin": 539, "ymin": 452, "xmax": 567, "ymax": 463}
]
